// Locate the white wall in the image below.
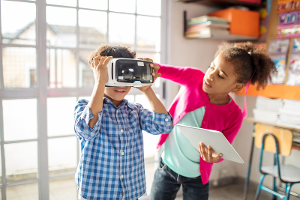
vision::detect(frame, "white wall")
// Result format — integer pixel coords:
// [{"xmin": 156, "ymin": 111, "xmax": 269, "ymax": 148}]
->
[
  {"xmin": 165, "ymin": 0, "xmax": 222, "ymax": 107},
  {"xmin": 234, "ymin": 95, "xmax": 300, "ymax": 193},
  {"xmin": 165, "ymin": 0, "xmax": 236, "ymax": 182}
]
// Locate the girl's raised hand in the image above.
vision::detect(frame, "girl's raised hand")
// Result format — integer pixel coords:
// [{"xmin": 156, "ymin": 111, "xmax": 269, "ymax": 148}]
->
[
  {"xmin": 199, "ymin": 142, "xmax": 223, "ymax": 163},
  {"xmin": 138, "ymin": 58, "xmax": 161, "ymax": 80},
  {"xmin": 91, "ymin": 56, "xmax": 113, "ymax": 85},
  {"xmin": 136, "ymin": 58, "xmax": 161, "ymax": 92}
]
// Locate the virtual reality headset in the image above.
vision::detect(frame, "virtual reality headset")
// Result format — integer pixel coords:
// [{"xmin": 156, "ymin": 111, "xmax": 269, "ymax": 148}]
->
[
  {"xmin": 103, "ymin": 46, "xmax": 154, "ymax": 87},
  {"xmin": 106, "ymin": 58, "xmax": 154, "ymax": 87}
]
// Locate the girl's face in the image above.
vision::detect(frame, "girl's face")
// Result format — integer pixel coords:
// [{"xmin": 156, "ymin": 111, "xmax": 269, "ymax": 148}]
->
[
  {"xmin": 203, "ymin": 53, "xmax": 244, "ymax": 95},
  {"xmin": 104, "ymin": 86, "xmax": 131, "ymax": 106}
]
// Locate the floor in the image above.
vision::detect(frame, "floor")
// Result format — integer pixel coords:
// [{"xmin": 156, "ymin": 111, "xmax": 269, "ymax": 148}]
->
[
  {"xmin": 4, "ymin": 161, "xmax": 300, "ymax": 200},
  {"xmin": 5, "ymin": 176, "xmax": 300, "ymax": 200}
]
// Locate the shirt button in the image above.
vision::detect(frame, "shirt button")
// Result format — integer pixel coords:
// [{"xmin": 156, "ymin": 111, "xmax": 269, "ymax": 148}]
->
[
  {"xmin": 120, "ymin": 129, "xmax": 123, "ymax": 133},
  {"xmin": 121, "ymin": 152, "xmax": 124, "ymax": 156},
  {"xmin": 203, "ymin": 121, "xmax": 206, "ymax": 124},
  {"xmin": 165, "ymin": 118, "xmax": 169, "ymax": 122},
  {"xmin": 120, "ymin": 175, "xmax": 123, "ymax": 179}
]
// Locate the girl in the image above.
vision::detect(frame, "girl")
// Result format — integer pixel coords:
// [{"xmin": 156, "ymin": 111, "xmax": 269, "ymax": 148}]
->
[{"xmin": 149, "ymin": 42, "xmax": 277, "ymax": 200}]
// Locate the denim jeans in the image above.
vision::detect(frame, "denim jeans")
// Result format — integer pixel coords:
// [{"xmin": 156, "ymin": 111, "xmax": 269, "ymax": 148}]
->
[{"xmin": 150, "ymin": 158, "xmax": 209, "ymax": 200}]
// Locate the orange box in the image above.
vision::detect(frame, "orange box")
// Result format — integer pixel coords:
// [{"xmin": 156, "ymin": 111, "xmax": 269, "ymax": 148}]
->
[{"xmin": 208, "ymin": 8, "xmax": 260, "ymax": 38}]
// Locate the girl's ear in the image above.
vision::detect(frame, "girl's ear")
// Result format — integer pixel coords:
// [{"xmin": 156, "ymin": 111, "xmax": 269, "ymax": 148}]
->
[{"xmin": 232, "ymin": 83, "xmax": 245, "ymax": 92}]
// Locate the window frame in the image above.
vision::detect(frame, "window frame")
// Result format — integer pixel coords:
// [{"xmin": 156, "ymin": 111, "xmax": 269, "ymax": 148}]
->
[{"xmin": 0, "ymin": 0, "xmax": 168, "ymax": 199}]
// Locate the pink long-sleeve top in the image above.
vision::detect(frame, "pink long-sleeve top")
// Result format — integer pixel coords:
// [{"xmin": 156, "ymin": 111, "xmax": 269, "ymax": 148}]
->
[{"xmin": 157, "ymin": 64, "xmax": 243, "ymax": 185}]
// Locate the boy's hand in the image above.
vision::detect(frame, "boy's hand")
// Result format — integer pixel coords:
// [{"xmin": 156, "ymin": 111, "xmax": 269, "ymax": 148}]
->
[
  {"xmin": 199, "ymin": 142, "xmax": 223, "ymax": 163},
  {"xmin": 91, "ymin": 56, "xmax": 113, "ymax": 85},
  {"xmin": 136, "ymin": 58, "xmax": 161, "ymax": 92}
]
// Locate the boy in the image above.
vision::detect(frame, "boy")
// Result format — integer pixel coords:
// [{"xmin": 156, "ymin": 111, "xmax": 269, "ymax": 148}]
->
[{"xmin": 74, "ymin": 44, "xmax": 172, "ymax": 200}]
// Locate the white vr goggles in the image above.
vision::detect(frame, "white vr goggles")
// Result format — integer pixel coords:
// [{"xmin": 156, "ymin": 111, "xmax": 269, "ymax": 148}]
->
[
  {"xmin": 106, "ymin": 58, "xmax": 153, "ymax": 87},
  {"xmin": 104, "ymin": 47, "xmax": 154, "ymax": 87}
]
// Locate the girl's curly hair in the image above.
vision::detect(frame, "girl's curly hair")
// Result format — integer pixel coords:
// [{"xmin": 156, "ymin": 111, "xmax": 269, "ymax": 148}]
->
[
  {"xmin": 88, "ymin": 44, "xmax": 136, "ymax": 65},
  {"xmin": 215, "ymin": 42, "xmax": 277, "ymax": 90}
]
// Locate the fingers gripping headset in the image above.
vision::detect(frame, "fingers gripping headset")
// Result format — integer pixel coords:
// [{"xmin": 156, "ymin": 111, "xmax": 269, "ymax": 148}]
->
[{"xmin": 105, "ymin": 47, "xmax": 154, "ymax": 87}]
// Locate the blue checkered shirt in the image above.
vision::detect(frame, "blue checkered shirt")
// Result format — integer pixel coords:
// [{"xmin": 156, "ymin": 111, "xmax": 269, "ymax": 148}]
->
[{"xmin": 74, "ymin": 98, "xmax": 172, "ymax": 200}]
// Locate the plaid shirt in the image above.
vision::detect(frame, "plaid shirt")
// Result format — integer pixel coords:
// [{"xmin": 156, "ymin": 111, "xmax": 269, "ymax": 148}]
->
[{"xmin": 74, "ymin": 98, "xmax": 172, "ymax": 200}]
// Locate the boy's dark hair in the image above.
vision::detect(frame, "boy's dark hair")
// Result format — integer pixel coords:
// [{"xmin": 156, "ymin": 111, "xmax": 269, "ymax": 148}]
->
[
  {"xmin": 215, "ymin": 42, "xmax": 277, "ymax": 90},
  {"xmin": 88, "ymin": 44, "xmax": 136, "ymax": 65}
]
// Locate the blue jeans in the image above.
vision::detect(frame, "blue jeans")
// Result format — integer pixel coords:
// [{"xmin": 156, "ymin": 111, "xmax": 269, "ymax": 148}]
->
[{"xmin": 150, "ymin": 158, "xmax": 209, "ymax": 200}]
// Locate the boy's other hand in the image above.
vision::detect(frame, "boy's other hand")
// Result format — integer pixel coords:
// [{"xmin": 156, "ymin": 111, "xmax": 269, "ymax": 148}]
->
[
  {"xmin": 198, "ymin": 142, "xmax": 223, "ymax": 163},
  {"xmin": 92, "ymin": 56, "xmax": 113, "ymax": 85},
  {"xmin": 137, "ymin": 58, "xmax": 161, "ymax": 92}
]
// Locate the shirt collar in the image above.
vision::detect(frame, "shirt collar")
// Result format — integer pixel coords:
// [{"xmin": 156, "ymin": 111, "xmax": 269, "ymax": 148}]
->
[{"xmin": 103, "ymin": 97, "xmax": 130, "ymax": 108}]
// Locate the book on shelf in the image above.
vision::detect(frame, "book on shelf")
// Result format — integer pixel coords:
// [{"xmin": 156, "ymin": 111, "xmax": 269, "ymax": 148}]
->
[
  {"xmin": 186, "ymin": 26, "xmax": 229, "ymax": 34},
  {"xmin": 293, "ymin": 142, "xmax": 300, "ymax": 148},
  {"xmin": 293, "ymin": 131, "xmax": 300, "ymax": 137},
  {"xmin": 277, "ymin": 0, "xmax": 300, "ymax": 13},
  {"xmin": 268, "ymin": 39, "xmax": 290, "ymax": 54},
  {"xmin": 188, "ymin": 19, "xmax": 229, "ymax": 26},
  {"xmin": 187, "ymin": 21, "xmax": 230, "ymax": 31},
  {"xmin": 185, "ymin": 27, "xmax": 230, "ymax": 39},
  {"xmin": 276, "ymin": 24, "xmax": 300, "ymax": 39},
  {"xmin": 291, "ymin": 38, "xmax": 300, "ymax": 54},
  {"xmin": 188, "ymin": 15, "xmax": 229, "ymax": 25},
  {"xmin": 294, "ymin": 137, "xmax": 300, "ymax": 143},
  {"xmin": 286, "ymin": 54, "xmax": 300, "ymax": 86},
  {"xmin": 269, "ymin": 55, "xmax": 287, "ymax": 84}
]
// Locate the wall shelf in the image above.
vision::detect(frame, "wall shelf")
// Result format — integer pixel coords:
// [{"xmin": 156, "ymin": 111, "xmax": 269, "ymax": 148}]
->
[
  {"xmin": 185, "ymin": 33, "xmax": 258, "ymax": 41},
  {"xmin": 235, "ymin": 84, "xmax": 300, "ymax": 101},
  {"xmin": 183, "ymin": 10, "xmax": 259, "ymax": 41},
  {"xmin": 177, "ymin": 0, "xmax": 264, "ymax": 9}
]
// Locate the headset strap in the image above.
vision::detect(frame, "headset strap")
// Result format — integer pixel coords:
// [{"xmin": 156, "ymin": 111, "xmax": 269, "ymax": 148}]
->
[
  {"xmin": 242, "ymin": 69, "xmax": 256, "ymax": 119},
  {"xmin": 114, "ymin": 46, "xmax": 132, "ymax": 58}
]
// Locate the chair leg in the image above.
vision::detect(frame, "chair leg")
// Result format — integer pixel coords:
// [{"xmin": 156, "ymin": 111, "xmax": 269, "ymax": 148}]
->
[
  {"xmin": 255, "ymin": 174, "xmax": 266, "ymax": 200},
  {"xmin": 285, "ymin": 183, "xmax": 294, "ymax": 200},
  {"xmin": 273, "ymin": 177, "xmax": 277, "ymax": 200}
]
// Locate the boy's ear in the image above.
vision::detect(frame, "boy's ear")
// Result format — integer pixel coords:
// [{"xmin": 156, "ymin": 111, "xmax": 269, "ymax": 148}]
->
[{"xmin": 232, "ymin": 83, "xmax": 245, "ymax": 92}]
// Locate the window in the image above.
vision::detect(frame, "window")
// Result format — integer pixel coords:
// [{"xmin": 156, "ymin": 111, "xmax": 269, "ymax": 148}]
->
[{"xmin": 0, "ymin": 0, "xmax": 166, "ymax": 199}]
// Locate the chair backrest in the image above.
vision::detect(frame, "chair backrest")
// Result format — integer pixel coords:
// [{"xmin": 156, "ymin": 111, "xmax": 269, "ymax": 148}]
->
[{"xmin": 254, "ymin": 123, "xmax": 293, "ymax": 156}]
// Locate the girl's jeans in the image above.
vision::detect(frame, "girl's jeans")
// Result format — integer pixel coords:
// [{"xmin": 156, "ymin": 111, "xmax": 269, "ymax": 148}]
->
[{"xmin": 150, "ymin": 158, "xmax": 209, "ymax": 200}]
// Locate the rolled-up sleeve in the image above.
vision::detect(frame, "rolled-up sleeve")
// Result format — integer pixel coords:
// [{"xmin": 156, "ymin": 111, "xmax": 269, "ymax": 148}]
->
[
  {"xmin": 74, "ymin": 99, "xmax": 102, "ymax": 140},
  {"xmin": 137, "ymin": 104, "xmax": 172, "ymax": 135}
]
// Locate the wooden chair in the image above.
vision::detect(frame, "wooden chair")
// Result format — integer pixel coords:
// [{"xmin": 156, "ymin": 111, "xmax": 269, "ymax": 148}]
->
[{"xmin": 254, "ymin": 123, "xmax": 300, "ymax": 200}]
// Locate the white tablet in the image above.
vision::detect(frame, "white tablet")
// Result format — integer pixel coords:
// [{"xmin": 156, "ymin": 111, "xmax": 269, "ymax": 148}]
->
[{"xmin": 177, "ymin": 124, "xmax": 244, "ymax": 164}]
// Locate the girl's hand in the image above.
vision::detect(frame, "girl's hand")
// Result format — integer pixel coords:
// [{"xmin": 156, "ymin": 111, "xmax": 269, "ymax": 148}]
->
[
  {"xmin": 91, "ymin": 56, "xmax": 113, "ymax": 85},
  {"xmin": 199, "ymin": 142, "xmax": 223, "ymax": 163},
  {"xmin": 136, "ymin": 58, "xmax": 161, "ymax": 92}
]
